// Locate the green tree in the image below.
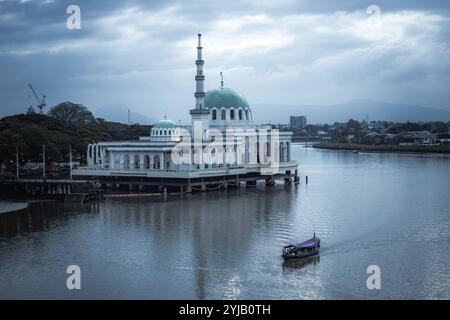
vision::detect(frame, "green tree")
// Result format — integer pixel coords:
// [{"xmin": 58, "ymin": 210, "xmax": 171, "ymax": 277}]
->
[
  {"xmin": 431, "ymin": 121, "xmax": 448, "ymax": 133},
  {"xmin": 0, "ymin": 112, "xmax": 151, "ymax": 167},
  {"xmin": 344, "ymin": 119, "xmax": 362, "ymax": 134},
  {"xmin": 48, "ymin": 102, "xmax": 95, "ymax": 125},
  {"xmin": 399, "ymin": 122, "xmax": 422, "ymax": 132}
]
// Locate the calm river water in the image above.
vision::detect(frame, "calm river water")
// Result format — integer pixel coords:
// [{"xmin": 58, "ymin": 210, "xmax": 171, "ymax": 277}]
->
[{"xmin": 1, "ymin": 144, "xmax": 450, "ymax": 299}]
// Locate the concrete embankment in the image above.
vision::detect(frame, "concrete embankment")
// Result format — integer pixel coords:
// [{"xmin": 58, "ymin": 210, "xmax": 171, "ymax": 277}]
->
[
  {"xmin": 0, "ymin": 201, "xmax": 29, "ymax": 214},
  {"xmin": 314, "ymin": 142, "xmax": 450, "ymax": 154}
]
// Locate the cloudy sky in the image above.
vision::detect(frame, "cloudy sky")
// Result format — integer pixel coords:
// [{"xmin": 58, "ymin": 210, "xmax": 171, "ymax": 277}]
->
[{"xmin": 1, "ymin": 0, "xmax": 450, "ymax": 123}]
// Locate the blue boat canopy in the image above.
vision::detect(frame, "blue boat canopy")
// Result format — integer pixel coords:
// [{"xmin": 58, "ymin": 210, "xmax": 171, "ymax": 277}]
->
[{"xmin": 284, "ymin": 237, "xmax": 320, "ymax": 249}]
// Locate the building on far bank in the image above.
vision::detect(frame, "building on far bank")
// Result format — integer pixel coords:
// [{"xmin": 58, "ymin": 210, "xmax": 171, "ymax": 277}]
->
[
  {"xmin": 400, "ymin": 131, "xmax": 437, "ymax": 145},
  {"xmin": 290, "ymin": 116, "xmax": 307, "ymax": 131}
]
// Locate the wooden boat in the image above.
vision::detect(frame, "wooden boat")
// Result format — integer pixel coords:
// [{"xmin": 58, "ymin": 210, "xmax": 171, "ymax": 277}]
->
[{"xmin": 282, "ymin": 233, "xmax": 320, "ymax": 260}]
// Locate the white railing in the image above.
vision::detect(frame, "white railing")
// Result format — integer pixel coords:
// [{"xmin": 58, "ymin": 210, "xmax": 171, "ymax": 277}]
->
[{"xmin": 72, "ymin": 161, "xmax": 297, "ymax": 178}]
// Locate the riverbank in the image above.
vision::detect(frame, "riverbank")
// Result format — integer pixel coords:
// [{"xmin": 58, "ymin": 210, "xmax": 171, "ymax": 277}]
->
[
  {"xmin": 314, "ymin": 142, "xmax": 450, "ymax": 154},
  {"xmin": 0, "ymin": 201, "xmax": 29, "ymax": 214}
]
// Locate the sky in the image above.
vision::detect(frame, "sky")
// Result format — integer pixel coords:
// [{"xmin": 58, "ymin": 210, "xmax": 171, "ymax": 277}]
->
[{"xmin": 1, "ymin": 0, "xmax": 450, "ymax": 123}]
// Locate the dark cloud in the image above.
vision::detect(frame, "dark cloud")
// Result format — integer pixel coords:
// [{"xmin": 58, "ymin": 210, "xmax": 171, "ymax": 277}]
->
[{"xmin": 1, "ymin": 0, "xmax": 450, "ymax": 122}]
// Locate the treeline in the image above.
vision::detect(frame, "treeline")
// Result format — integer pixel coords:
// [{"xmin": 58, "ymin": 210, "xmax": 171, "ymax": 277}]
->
[{"xmin": 0, "ymin": 102, "xmax": 151, "ymax": 166}]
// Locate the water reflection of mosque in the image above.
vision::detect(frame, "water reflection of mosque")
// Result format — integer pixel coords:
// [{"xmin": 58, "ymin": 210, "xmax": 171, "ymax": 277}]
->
[
  {"xmin": 98, "ymin": 186, "xmax": 299, "ymax": 298},
  {"xmin": 0, "ymin": 201, "xmax": 99, "ymax": 238},
  {"xmin": 0, "ymin": 186, "xmax": 299, "ymax": 299}
]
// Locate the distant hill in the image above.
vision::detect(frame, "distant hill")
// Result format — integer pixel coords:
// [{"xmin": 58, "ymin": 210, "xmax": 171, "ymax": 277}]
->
[
  {"xmin": 94, "ymin": 104, "xmax": 156, "ymax": 125},
  {"xmin": 254, "ymin": 99, "xmax": 450, "ymax": 124}
]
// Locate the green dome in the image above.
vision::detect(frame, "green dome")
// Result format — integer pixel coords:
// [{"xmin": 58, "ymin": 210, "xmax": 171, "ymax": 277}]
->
[
  {"xmin": 204, "ymin": 88, "xmax": 249, "ymax": 110},
  {"xmin": 153, "ymin": 119, "xmax": 177, "ymax": 128}
]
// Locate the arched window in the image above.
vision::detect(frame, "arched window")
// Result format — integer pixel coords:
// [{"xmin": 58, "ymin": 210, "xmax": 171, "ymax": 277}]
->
[
  {"xmin": 92, "ymin": 145, "xmax": 97, "ymax": 164},
  {"xmin": 226, "ymin": 147, "xmax": 234, "ymax": 165},
  {"xmin": 257, "ymin": 142, "xmax": 260, "ymax": 163},
  {"xmin": 159, "ymin": 130, "xmax": 162, "ymax": 135},
  {"xmin": 239, "ymin": 109, "xmax": 243, "ymax": 120},
  {"xmin": 123, "ymin": 154, "xmax": 130, "ymax": 169},
  {"xmin": 230, "ymin": 109, "xmax": 235, "ymax": 120},
  {"xmin": 245, "ymin": 136, "xmax": 250, "ymax": 163},
  {"xmin": 168, "ymin": 130, "xmax": 171, "ymax": 135},
  {"xmin": 164, "ymin": 130, "xmax": 167, "ymax": 135},
  {"xmin": 279, "ymin": 142, "xmax": 284, "ymax": 162},
  {"xmin": 212, "ymin": 109, "xmax": 217, "ymax": 120},
  {"xmin": 265, "ymin": 142, "xmax": 271, "ymax": 157},
  {"xmin": 286, "ymin": 142, "xmax": 290, "ymax": 161},
  {"xmin": 144, "ymin": 155, "xmax": 150, "ymax": 169},
  {"xmin": 246, "ymin": 109, "xmax": 249, "ymax": 120},
  {"xmin": 221, "ymin": 109, "xmax": 226, "ymax": 120},
  {"xmin": 133, "ymin": 154, "xmax": 140, "ymax": 169},
  {"xmin": 154, "ymin": 155, "xmax": 160, "ymax": 169},
  {"xmin": 113, "ymin": 155, "xmax": 120, "ymax": 168}
]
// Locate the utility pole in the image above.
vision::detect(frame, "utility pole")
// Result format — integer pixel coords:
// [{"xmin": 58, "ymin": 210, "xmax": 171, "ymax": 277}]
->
[
  {"xmin": 42, "ymin": 144, "xmax": 46, "ymax": 178},
  {"xmin": 69, "ymin": 144, "xmax": 73, "ymax": 180},
  {"xmin": 16, "ymin": 144, "xmax": 19, "ymax": 181}
]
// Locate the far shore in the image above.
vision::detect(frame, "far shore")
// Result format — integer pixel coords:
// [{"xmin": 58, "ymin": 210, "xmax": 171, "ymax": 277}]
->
[
  {"xmin": 313, "ymin": 142, "xmax": 450, "ymax": 154},
  {"xmin": 0, "ymin": 201, "xmax": 29, "ymax": 214}
]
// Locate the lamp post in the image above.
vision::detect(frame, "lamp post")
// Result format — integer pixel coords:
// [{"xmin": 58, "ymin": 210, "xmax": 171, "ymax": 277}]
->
[
  {"xmin": 42, "ymin": 144, "xmax": 46, "ymax": 178},
  {"xmin": 16, "ymin": 144, "xmax": 19, "ymax": 181},
  {"xmin": 69, "ymin": 144, "xmax": 73, "ymax": 180}
]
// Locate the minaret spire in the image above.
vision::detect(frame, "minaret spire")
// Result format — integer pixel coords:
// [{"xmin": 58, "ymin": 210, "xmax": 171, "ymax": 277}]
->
[
  {"xmin": 189, "ymin": 33, "xmax": 211, "ymax": 169},
  {"xmin": 220, "ymin": 72, "xmax": 224, "ymax": 89},
  {"xmin": 194, "ymin": 33, "xmax": 205, "ymax": 109}
]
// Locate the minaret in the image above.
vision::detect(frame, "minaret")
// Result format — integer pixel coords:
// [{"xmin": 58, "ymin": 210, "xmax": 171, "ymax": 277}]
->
[
  {"xmin": 195, "ymin": 33, "xmax": 205, "ymax": 109},
  {"xmin": 190, "ymin": 33, "xmax": 210, "ymax": 167},
  {"xmin": 220, "ymin": 72, "xmax": 224, "ymax": 89}
]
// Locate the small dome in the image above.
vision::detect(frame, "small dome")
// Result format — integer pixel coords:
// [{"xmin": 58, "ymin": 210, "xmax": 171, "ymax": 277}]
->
[
  {"xmin": 204, "ymin": 88, "xmax": 249, "ymax": 110},
  {"xmin": 153, "ymin": 119, "xmax": 177, "ymax": 128}
]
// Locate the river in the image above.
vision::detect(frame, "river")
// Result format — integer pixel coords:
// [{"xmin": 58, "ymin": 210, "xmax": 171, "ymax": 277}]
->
[{"xmin": 1, "ymin": 144, "xmax": 450, "ymax": 299}]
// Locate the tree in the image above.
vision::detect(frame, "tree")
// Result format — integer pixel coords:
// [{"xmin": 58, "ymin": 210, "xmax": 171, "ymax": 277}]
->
[
  {"xmin": 344, "ymin": 119, "xmax": 362, "ymax": 134},
  {"xmin": 431, "ymin": 121, "xmax": 448, "ymax": 133},
  {"xmin": 48, "ymin": 102, "xmax": 95, "ymax": 125},
  {"xmin": 0, "ymin": 112, "xmax": 150, "ymax": 167},
  {"xmin": 399, "ymin": 122, "xmax": 422, "ymax": 132}
]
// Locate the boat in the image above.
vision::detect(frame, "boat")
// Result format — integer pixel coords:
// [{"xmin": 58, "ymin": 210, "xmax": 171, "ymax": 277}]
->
[{"xmin": 282, "ymin": 233, "xmax": 320, "ymax": 260}]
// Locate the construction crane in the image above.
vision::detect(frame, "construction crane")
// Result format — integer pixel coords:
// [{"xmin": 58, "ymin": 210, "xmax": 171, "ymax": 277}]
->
[{"xmin": 28, "ymin": 83, "xmax": 47, "ymax": 114}]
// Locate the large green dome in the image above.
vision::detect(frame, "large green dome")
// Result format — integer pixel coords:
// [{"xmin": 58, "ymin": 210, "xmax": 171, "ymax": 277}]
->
[{"xmin": 204, "ymin": 88, "xmax": 249, "ymax": 110}]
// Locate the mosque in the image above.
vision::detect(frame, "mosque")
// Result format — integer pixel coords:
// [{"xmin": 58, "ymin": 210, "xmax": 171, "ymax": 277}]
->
[{"xmin": 72, "ymin": 34, "xmax": 298, "ymax": 192}]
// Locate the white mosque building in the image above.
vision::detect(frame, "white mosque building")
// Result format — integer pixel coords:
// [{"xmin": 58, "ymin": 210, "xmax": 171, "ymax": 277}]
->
[{"xmin": 73, "ymin": 34, "xmax": 298, "ymax": 191}]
